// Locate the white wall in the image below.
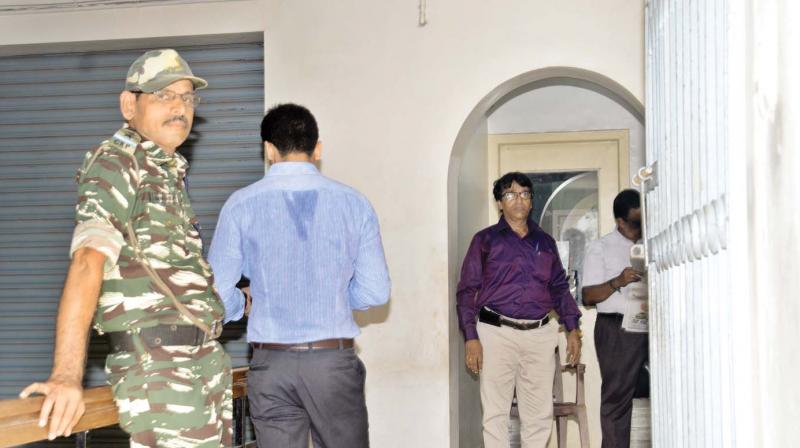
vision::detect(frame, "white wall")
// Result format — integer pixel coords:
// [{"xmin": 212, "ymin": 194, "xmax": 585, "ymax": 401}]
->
[
  {"xmin": 0, "ymin": 1, "xmax": 644, "ymax": 446},
  {"xmin": 0, "ymin": 0, "xmax": 264, "ymax": 51},
  {"xmin": 453, "ymin": 120, "xmax": 490, "ymax": 447},
  {"xmin": 488, "ymin": 85, "xmax": 645, "ymax": 178},
  {"xmin": 735, "ymin": 0, "xmax": 800, "ymax": 445}
]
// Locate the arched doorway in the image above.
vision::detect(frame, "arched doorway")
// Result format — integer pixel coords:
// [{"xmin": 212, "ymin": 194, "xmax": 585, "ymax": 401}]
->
[{"xmin": 447, "ymin": 67, "xmax": 645, "ymax": 447}]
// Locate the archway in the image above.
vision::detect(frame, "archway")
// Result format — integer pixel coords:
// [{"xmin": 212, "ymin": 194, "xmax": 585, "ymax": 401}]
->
[{"xmin": 446, "ymin": 67, "xmax": 645, "ymax": 447}]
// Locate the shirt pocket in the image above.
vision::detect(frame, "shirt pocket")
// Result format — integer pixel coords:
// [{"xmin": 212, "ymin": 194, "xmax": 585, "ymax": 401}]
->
[
  {"xmin": 129, "ymin": 195, "xmax": 186, "ymax": 264},
  {"xmin": 530, "ymin": 250, "xmax": 554, "ymax": 283}
]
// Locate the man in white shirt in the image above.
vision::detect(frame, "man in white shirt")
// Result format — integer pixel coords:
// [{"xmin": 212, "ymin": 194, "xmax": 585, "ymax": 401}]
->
[{"xmin": 581, "ymin": 189, "xmax": 646, "ymax": 448}]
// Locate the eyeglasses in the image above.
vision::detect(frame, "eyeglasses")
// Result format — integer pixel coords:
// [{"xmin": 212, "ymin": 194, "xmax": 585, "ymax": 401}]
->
[
  {"xmin": 624, "ymin": 218, "xmax": 642, "ymax": 230},
  {"xmin": 134, "ymin": 89, "xmax": 201, "ymax": 107},
  {"xmin": 501, "ymin": 191, "xmax": 533, "ymax": 202}
]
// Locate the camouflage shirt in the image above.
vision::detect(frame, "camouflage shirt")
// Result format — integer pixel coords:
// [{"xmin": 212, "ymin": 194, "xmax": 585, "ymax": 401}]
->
[{"xmin": 70, "ymin": 126, "xmax": 224, "ymax": 333}]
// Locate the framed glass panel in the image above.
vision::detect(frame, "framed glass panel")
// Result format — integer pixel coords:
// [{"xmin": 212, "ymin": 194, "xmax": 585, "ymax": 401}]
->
[{"xmin": 526, "ymin": 171, "xmax": 599, "ymax": 303}]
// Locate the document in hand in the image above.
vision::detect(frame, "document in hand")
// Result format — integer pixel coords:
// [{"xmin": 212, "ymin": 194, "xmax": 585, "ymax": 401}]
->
[{"xmin": 623, "ymin": 244, "xmax": 648, "ymax": 333}]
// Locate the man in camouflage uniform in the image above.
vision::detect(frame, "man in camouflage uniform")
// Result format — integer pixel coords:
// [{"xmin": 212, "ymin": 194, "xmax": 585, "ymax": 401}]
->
[{"xmin": 20, "ymin": 49, "xmax": 232, "ymax": 447}]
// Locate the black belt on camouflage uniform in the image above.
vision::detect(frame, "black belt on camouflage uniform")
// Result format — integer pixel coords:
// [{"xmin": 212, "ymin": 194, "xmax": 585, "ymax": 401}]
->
[{"xmin": 107, "ymin": 322, "xmax": 220, "ymax": 353}]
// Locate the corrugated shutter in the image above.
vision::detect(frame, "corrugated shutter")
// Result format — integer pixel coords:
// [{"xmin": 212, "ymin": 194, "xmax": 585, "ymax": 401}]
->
[{"xmin": 0, "ymin": 40, "xmax": 264, "ymax": 445}]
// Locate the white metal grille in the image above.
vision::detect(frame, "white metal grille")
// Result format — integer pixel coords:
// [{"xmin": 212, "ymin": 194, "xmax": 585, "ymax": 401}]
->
[{"xmin": 645, "ymin": 1, "xmax": 734, "ymax": 446}]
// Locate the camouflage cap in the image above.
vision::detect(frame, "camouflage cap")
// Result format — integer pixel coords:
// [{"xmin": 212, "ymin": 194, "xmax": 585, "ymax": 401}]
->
[{"xmin": 124, "ymin": 49, "xmax": 208, "ymax": 93}]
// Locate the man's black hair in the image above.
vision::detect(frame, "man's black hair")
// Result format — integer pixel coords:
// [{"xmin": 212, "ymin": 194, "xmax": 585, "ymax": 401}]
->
[
  {"xmin": 260, "ymin": 103, "xmax": 318, "ymax": 156},
  {"xmin": 492, "ymin": 172, "xmax": 533, "ymax": 201},
  {"xmin": 613, "ymin": 189, "xmax": 641, "ymax": 220}
]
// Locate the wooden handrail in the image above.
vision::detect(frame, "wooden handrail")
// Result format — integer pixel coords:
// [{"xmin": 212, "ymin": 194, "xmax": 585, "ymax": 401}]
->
[
  {"xmin": 0, "ymin": 387, "xmax": 118, "ymax": 447},
  {"xmin": 232, "ymin": 366, "xmax": 248, "ymax": 398},
  {"xmin": 0, "ymin": 367, "xmax": 249, "ymax": 447}
]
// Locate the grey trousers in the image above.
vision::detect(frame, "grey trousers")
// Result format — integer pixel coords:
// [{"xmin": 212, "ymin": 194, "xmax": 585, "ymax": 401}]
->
[
  {"xmin": 594, "ymin": 313, "xmax": 649, "ymax": 448},
  {"xmin": 247, "ymin": 347, "xmax": 369, "ymax": 448}
]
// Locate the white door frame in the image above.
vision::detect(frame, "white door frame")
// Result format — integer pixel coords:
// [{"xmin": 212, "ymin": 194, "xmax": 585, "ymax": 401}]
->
[{"xmin": 488, "ymin": 129, "xmax": 630, "ymax": 234}]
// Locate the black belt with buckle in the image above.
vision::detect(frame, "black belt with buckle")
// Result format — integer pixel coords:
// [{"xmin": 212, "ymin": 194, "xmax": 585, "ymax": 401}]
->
[
  {"xmin": 107, "ymin": 323, "xmax": 218, "ymax": 353},
  {"xmin": 479, "ymin": 307, "xmax": 550, "ymax": 331},
  {"xmin": 250, "ymin": 338, "xmax": 354, "ymax": 351}
]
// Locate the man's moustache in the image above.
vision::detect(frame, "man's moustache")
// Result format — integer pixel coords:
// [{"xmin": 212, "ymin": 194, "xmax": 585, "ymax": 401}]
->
[{"xmin": 163, "ymin": 116, "xmax": 188, "ymax": 126}]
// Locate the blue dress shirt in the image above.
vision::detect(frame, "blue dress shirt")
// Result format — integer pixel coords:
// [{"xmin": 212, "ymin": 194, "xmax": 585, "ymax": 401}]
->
[{"xmin": 208, "ymin": 162, "xmax": 391, "ymax": 343}]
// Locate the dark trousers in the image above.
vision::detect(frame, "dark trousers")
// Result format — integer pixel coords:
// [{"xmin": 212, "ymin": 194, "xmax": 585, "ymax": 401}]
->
[
  {"xmin": 247, "ymin": 347, "xmax": 369, "ymax": 448},
  {"xmin": 594, "ymin": 313, "xmax": 649, "ymax": 448}
]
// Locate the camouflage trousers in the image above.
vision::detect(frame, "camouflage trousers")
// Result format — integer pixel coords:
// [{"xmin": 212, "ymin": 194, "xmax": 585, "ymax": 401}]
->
[{"xmin": 105, "ymin": 336, "xmax": 233, "ymax": 447}]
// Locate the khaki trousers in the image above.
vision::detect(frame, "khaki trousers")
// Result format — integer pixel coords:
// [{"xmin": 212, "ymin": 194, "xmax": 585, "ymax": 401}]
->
[{"xmin": 477, "ymin": 318, "xmax": 558, "ymax": 448}]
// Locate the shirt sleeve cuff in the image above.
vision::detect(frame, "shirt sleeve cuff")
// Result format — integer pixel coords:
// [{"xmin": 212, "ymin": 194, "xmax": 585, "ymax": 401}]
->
[
  {"xmin": 70, "ymin": 221, "xmax": 124, "ymax": 272},
  {"xmin": 222, "ymin": 288, "xmax": 246, "ymax": 323},
  {"xmin": 561, "ymin": 317, "xmax": 580, "ymax": 332},
  {"xmin": 463, "ymin": 326, "xmax": 479, "ymax": 341}
]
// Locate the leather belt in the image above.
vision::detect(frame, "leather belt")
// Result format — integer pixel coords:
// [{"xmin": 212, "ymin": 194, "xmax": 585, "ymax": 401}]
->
[
  {"xmin": 250, "ymin": 338, "xmax": 354, "ymax": 351},
  {"xmin": 479, "ymin": 307, "xmax": 550, "ymax": 331},
  {"xmin": 107, "ymin": 323, "xmax": 217, "ymax": 353}
]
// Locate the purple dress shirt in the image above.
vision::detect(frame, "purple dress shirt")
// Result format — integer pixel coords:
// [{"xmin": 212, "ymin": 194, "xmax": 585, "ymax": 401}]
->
[{"xmin": 456, "ymin": 216, "xmax": 581, "ymax": 340}]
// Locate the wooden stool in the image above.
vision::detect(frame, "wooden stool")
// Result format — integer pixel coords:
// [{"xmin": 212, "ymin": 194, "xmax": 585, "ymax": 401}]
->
[{"xmin": 553, "ymin": 348, "xmax": 590, "ymax": 447}]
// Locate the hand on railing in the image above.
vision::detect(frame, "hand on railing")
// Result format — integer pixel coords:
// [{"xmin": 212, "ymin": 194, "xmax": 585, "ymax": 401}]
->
[
  {"xmin": 0, "ymin": 385, "xmax": 116, "ymax": 447},
  {"xmin": 2, "ymin": 368, "xmax": 249, "ymax": 446},
  {"xmin": 19, "ymin": 377, "xmax": 85, "ymax": 440}
]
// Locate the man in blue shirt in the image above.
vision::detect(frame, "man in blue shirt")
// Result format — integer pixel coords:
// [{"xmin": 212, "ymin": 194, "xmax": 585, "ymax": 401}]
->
[{"xmin": 209, "ymin": 103, "xmax": 391, "ymax": 448}]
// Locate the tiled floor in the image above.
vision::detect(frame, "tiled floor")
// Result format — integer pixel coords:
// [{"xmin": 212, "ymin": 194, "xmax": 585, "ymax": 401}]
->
[
  {"xmin": 506, "ymin": 398, "xmax": 652, "ymax": 447},
  {"xmin": 631, "ymin": 398, "xmax": 652, "ymax": 447}
]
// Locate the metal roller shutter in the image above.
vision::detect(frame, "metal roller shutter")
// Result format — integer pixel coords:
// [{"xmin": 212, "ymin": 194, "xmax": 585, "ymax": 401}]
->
[{"xmin": 0, "ymin": 39, "xmax": 264, "ymax": 445}]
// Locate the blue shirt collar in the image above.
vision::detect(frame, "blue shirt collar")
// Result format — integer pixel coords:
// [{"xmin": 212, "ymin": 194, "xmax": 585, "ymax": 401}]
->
[{"xmin": 266, "ymin": 161, "xmax": 320, "ymax": 176}]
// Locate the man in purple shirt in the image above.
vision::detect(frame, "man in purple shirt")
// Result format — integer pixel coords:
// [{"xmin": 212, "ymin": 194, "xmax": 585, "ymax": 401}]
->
[{"xmin": 457, "ymin": 172, "xmax": 582, "ymax": 448}]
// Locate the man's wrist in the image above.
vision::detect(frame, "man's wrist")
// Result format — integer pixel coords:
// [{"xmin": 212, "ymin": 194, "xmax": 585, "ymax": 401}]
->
[
  {"xmin": 49, "ymin": 373, "xmax": 83, "ymax": 386},
  {"xmin": 609, "ymin": 278, "xmax": 621, "ymax": 293}
]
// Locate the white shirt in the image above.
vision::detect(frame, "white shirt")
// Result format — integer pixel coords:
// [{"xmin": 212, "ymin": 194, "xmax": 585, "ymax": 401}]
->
[{"xmin": 582, "ymin": 228, "xmax": 637, "ymax": 314}]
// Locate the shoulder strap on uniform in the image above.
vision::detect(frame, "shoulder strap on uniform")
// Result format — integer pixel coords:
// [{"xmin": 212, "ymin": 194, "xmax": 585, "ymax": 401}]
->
[
  {"xmin": 127, "ymin": 221, "xmax": 220, "ymax": 340},
  {"xmin": 77, "ymin": 128, "xmax": 141, "ymax": 185}
]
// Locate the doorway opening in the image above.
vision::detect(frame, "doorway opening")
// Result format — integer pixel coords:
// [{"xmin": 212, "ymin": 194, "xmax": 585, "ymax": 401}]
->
[{"xmin": 447, "ymin": 67, "xmax": 645, "ymax": 447}]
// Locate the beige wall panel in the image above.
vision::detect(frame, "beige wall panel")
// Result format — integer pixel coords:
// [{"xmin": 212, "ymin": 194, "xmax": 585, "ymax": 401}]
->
[{"xmin": 0, "ymin": 1, "xmax": 645, "ymax": 446}]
